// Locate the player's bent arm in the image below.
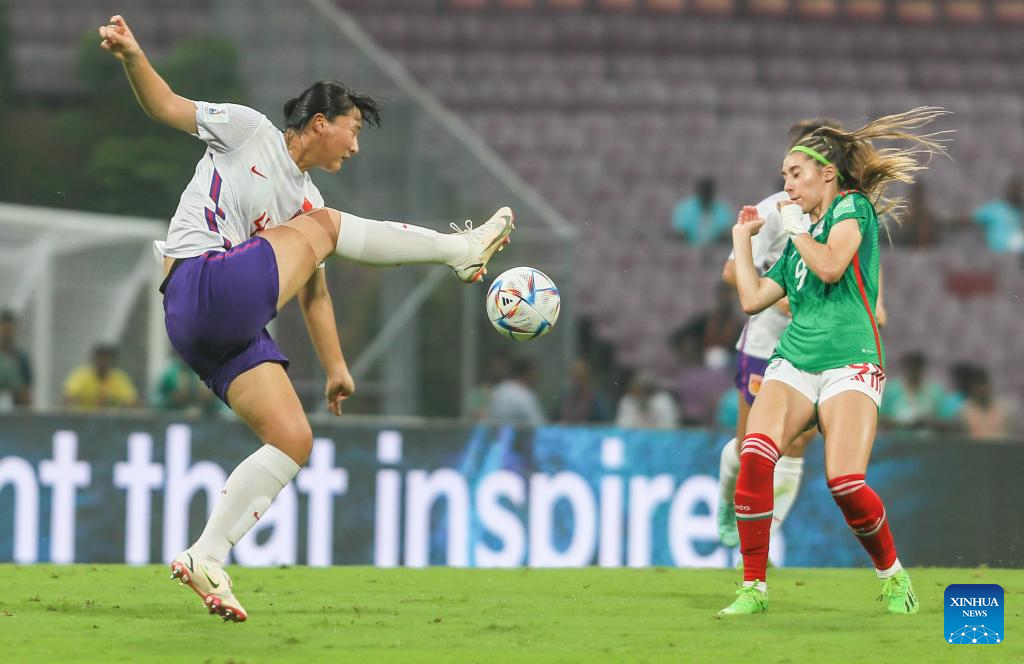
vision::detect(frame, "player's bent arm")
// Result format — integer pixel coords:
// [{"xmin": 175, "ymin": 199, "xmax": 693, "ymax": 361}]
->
[
  {"xmin": 297, "ymin": 269, "xmax": 348, "ymax": 378},
  {"xmin": 738, "ymin": 277, "xmax": 786, "ymax": 315},
  {"xmin": 791, "ymin": 218, "xmax": 861, "ymax": 284},
  {"xmin": 122, "ymin": 53, "xmax": 197, "ymax": 133},
  {"xmin": 732, "ymin": 226, "xmax": 785, "ymax": 314}
]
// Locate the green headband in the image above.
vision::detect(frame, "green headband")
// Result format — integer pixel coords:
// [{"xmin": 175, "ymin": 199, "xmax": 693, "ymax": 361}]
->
[{"xmin": 789, "ymin": 145, "xmax": 845, "ymax": 182}]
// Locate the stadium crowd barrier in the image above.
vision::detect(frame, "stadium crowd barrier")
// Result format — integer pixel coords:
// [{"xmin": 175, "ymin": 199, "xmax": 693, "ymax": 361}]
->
[{"xmin": 0, "ymin": 413, "xmax": 1019, "ymax": 567}]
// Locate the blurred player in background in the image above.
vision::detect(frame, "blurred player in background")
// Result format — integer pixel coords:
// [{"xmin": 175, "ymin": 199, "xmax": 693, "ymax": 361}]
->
[
  {"xmin": 720, "ymin": 107, "xmax": 949, "ymax": 617},
  {"xmin": 99, "ymin": 15, "xmax": 513, "ymax": 622},
  {"xmin": 717, "ymin": 120, "xmax": 888, "ymax": 550}
]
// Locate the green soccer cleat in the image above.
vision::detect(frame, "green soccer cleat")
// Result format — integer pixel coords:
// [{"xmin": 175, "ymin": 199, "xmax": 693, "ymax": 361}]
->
[
  {"xmin": 717, "ymin": 500, "xmax": 739, "ymax": 548},
  {"xmin": 717, "ymin": 583, "xmax": 768, "ymax": 617},
  {"xmin": 879, "ymin": 570, "xmax": 919, "ymax": 615}
]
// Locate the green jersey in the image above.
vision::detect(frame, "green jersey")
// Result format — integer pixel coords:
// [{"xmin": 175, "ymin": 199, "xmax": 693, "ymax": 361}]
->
[{"xmin": 765, "ymin": 191, "xmax": 885, "ymax": 373}]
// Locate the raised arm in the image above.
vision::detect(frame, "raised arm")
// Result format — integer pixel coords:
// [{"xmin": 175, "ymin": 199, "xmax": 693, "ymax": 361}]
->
[
  {"xmin": 99, "ymin": 15, "xmax": 197, "ymax": 133},
  {"xmin": 732, "ymin": 206, "xmax": 786, "ymax": 315},
  {"xmin": 296, "ymin": 268, "xmax": 355, "ymax": 416}
]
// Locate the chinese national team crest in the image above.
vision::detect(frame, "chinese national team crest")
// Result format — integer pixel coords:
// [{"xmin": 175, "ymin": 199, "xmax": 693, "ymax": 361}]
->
[{"xmin": 945, "ymin": 584, "xmax": 1004, "ymax": 644}]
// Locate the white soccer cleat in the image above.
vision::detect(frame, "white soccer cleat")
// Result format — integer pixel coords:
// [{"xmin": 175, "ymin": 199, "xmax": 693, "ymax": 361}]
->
[
  {"xmin": 170, "ymin": 550, "xmax": 248, "ymax": 623},
  {"xmin": 448, "ymin": 206, "xmax": 514, "ymax": 283}
]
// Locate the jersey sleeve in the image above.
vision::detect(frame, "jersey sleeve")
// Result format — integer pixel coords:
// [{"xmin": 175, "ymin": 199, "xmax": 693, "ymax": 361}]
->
[
  {"xmin": 832, "ymin": 192, "xmax": 876, "ymax": 236},
  {"xmin": 192, "ymin": 101, "xmax": 267, "ymax": 153},
  {"xmin": 764, "ymin": 247, "xmax": 789, "ymax": 291}
]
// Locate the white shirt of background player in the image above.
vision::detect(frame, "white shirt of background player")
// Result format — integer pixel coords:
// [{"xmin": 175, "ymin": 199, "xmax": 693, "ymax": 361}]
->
[
  {"xmin": 728, "ymin": 191, "xmax": 811, "ymax": 360},
  {"xmin": 154, "ymin": 102, "xmax": 325, "ymax": 261}
]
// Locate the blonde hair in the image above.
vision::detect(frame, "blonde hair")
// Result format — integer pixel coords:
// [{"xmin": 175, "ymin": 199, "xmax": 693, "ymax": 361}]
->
[{"xmin": 792, "ymin": 106, "xmax": 952, "ymax": 222}]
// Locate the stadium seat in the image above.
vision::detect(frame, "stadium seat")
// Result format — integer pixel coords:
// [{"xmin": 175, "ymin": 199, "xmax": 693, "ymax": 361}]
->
[
  {"xmin": 943, "ymin": 0, "xmax": 986, "ymax": 22},
  {"xmin": 646, "ymin": 0, "xmax": 686, "ymax": 12},
  {"xmin": 992, "ymin": 0, "xmax": 1024, "ymax": 22},
  {"xmin": 797, "ymin": 0, "xmax": 841, "ymax": 18},
  {"xmin": 895, "ymin": 0, "xmax": 938, "ymax": 22},
  {"xmin": 497, "ymin": 0, "xmax": 539, "ymax": 9},
  {"xmin": 749, "ymin": 0, "xmax": 792, "ymax": 14},
  {"xmin": 844, "ymin": 0, "xmax": 887, "ymax": 20},
  {"xmin": 338, "ymin": 3, "xmax": 1023, "ymax": 396}
]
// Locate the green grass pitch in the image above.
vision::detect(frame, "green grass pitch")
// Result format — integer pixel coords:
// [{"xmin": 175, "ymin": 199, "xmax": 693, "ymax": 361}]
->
[{"xmin": 0, "ymin": 566, "xmax": 1021, "ymax": 663}]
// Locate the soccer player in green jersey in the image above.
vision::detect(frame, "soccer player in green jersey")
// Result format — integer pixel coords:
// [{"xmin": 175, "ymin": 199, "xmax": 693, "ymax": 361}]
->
[
  {"xmin": 717, "ymin": 120, "xmax": 847, "ymax": 552},
  {"xmin": 718, "ymin": 107, "xmax": 949, "ymax": 617}
]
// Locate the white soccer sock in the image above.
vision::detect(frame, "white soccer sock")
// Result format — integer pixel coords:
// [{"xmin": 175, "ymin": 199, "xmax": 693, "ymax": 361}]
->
[
  {"xmin": 718, "ymin": 437, "xmax": 741, "ymax": 504},
  {"xmin": 191, "ymin": 444, "xmax": 301, "ymax": 565},
  {"xmin": 335, "ymin": 212, "xmax": 467, "ymax": 266},
  {"xmin": 743, "ymin": 580, "xmax": 768, "ymax": 593},
  {"xmin": 770, "ymin": 455, "xmax": 804, "ymax": 534},
  {"xmin": 877, "ymin": 558, "xmax": 903, "ymax": 579}
]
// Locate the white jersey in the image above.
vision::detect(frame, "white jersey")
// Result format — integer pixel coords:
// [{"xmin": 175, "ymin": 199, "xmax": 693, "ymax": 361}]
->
[
  {"xmin": 729, "ymin": 191, "xmax": 810, "ymax": 360},
  {"xmin": 154, "ymin": 102, "xmax": 324, "ymax": 259}
]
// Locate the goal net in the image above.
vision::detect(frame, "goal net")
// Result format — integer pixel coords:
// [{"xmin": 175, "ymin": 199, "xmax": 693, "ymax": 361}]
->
[{"xmin": 0, "ymin": 203, "xmax": 169, "ymax": 408}]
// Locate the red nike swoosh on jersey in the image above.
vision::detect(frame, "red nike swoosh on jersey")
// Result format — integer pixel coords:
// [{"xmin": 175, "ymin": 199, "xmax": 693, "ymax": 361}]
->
[{"xmin": 250, "ymin": 165, "xmax": 268, "ymax": 178}]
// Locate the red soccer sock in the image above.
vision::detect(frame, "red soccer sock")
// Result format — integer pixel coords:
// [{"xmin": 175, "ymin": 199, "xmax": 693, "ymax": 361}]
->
[
  {"xmin": 735, "ymin": 433, "xmax": 779, "ymax": 583},
  {"xmin": 828, "ymin": 474, "xmax": 898, "ymax": 572}
]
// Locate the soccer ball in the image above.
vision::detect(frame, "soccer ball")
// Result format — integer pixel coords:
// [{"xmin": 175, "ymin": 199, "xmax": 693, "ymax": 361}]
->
[{"xmin": 485, "ymin": 267, "xmax": 560, "ymax": 340}]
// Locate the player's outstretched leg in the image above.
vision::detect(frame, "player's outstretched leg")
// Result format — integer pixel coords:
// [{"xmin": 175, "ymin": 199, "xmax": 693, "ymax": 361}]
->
[
  {"xmin": 446, "ymin": 206, "xmax": 515, "ymax": 282},
  {"xmin": 170, "ymin": 550, "xmax": 249, "ymax": 623},
  {"xmin": 332, "ymin": 206, "xmax": 514, "ymax": 283}
]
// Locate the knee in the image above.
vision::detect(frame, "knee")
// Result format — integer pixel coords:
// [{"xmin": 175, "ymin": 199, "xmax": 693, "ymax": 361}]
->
[
  {"xmin": 306, "ymin": 208, "xmax": 340, "ymax": 247},
  {"xmin": 740, "ymin": 432, "xmax": 782, "ymax": 461},
  {"xmin": 270, "ymin": 419, "xmax": 313, "ymax": 465}
]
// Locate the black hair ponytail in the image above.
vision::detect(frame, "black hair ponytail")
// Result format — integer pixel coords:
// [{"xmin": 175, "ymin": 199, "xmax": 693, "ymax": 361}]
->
[{"xmin": 283, "ymin": 80, "xmax": 381, "ymax": 131}]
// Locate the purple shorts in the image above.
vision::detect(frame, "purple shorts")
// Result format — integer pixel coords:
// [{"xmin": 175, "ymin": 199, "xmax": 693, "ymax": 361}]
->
[
  {"xmin": 161, "ymin": 237, "xmax": 288, "ymax": 405},
  {"xmin": 734, "ymin": 352, "xmax": 770, "ymax": 406}
]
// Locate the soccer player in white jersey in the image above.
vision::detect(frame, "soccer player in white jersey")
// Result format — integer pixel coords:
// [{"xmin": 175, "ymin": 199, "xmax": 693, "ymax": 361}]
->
[
  {"xmin": 100, "ymin": 15, "xmax": 513, "ymax": 622},
  {"xmin": 716, "ymin": 120, "xmax": 889, "ymax": 550}
]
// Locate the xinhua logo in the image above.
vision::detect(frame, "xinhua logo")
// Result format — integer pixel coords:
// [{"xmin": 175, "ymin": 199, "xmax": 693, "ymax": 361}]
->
[{"xmin": 945, "ymin": 584, "xmax": 1004, "ymax": 644}]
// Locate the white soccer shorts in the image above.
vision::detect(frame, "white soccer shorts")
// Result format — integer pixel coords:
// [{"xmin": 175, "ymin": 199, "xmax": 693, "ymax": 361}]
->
[{"xmin": 762, "ymin": 358, "xmax": 886, "ymax": 408}]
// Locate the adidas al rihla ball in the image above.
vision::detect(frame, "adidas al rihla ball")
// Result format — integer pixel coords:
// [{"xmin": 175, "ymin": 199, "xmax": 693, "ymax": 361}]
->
[{"xmin": 485, "ymin": 266, "xmax": 560, "ymax": 340}]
